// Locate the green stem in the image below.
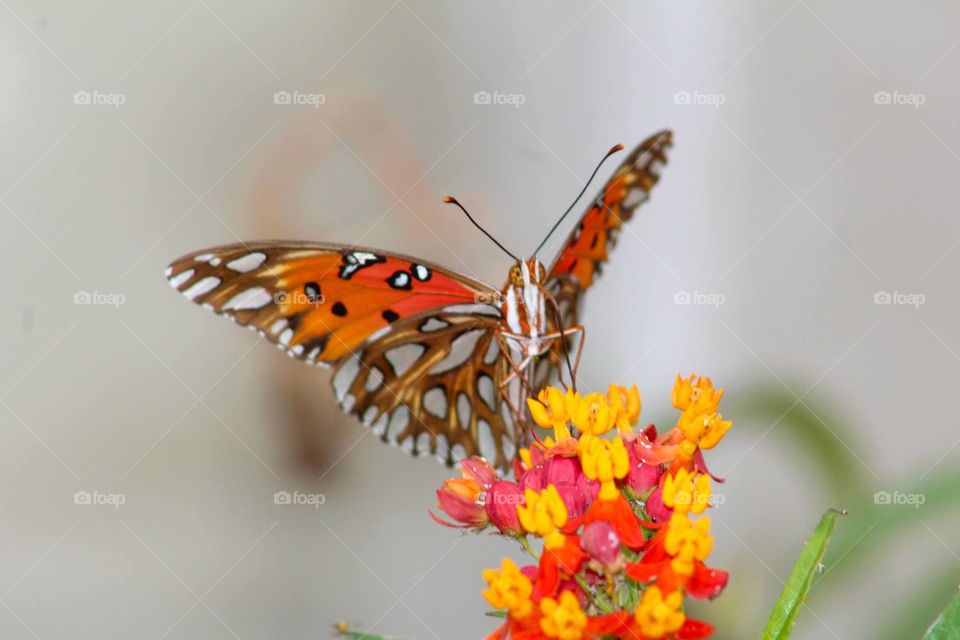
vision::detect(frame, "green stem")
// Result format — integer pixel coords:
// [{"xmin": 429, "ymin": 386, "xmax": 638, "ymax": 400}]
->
[{"xmin": 518, "ymin": 536, "xmax": 539, "ymax": 560}]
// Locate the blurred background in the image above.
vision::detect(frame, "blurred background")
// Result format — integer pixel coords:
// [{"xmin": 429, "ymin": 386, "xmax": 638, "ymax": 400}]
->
[{"xmin": 2, "ymin": 2, "xmax": 959, "ymax": 638}]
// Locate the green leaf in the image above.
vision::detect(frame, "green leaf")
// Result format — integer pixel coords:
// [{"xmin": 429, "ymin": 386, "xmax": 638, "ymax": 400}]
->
[
  {"xmin": 923, "ymin": 589, "xmax": 960, "ymax": 639},
  {"xmin": 761, "ymin": 509, "xmax": 844, "ymax": 640}
]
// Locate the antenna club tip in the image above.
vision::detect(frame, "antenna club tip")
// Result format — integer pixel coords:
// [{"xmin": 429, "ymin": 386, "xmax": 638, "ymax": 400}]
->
[
  {"xmin": 609, "ymin": 143, "xmax": 625, "ymax": 155},
  {"xmin": 443, "ymin": 196, "xmax": 458, "ymax": 204}
]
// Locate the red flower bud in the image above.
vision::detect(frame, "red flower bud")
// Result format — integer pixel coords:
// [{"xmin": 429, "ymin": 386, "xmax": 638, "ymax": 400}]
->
[{"xmin": 485, "ymin": 481, "xmax": 524, "ymax": 535}]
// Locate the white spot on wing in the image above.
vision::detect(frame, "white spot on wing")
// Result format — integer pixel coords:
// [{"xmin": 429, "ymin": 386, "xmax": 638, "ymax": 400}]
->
[
  {"xmin": 371, "ymin": 414, "xmax": 388, "ymax": 437},
  {"xmin": 226, "ymin": 252, "xmax": 267, "ymax": 273},
  {"xmin": 478, "ymin": 420, "xmax": 497, "ymax": 461},
  {"xmin": 420, "ymin": 317, "xmax": 449, "ymax": 332},
  {"xmin": 195, "ymin": 253, "xmax": 215, "ymax": 263},
  {"xmin": 365, "ymin": 367, "xmax": 384, "ymax": 393},
  {"xmin": 423, "ymin": 387, "xmax": 447, "ymax": 418},
  {"xmin": 279, "ymin": 328, "xmax": 293, "ymax": 345},
  {"xmin": 415, "ymin": 431, "xmax": 432, "ymax": 456},
  {"xmin": 333, "ymin": 357, "xmax": 360, "ymax": 402},
  {"xmin": 222, "ymin": 287, "xmax": 272, "ymax": 310},
  {"xmin": 484, "ymin": 335, "xmax": 501, "ymax": 364},
  {"xmin": 434, "ymin": 436, "xmax": 450, "ymax": 464},
  {"xmin": 433, "ymin": 330, "xmax": 484, "ymax": 374},
  {"xmin": 443, "ymin": 303, "xmax": 500, "ymax": 317},
  {"xmin": 384, "ymin": 344, "xmax": 425, "ymax": 376},
  {"xmin": 169, "ymin": 269, "xmax": 194, "ymax": 288},
  {"xmin": 457, "ymin": 393, "xmax": 471, "ymax": 427},
  {"xmin": 270, "ymin": 319, "xmax": 287, "ymax": 335},
  {"xmin": 477, "ymin": 375, "xmax": 496, "ymax": 409},
  {"xmin": 385, "ymin": 406, "xmax": 409, "ymax": 440},
  {"xmin": 182, "ymin": 276, "xmax": 220, "ymax": 300},
  {"xmin": 622, "ymin": 186, "xmax": 648, "ymax": 209}
]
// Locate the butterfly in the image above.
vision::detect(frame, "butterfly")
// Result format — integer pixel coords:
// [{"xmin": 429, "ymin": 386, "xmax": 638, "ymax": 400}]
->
[{"xmin": 166, "ymin": 130, "xmax": 672, "ymax": 469}]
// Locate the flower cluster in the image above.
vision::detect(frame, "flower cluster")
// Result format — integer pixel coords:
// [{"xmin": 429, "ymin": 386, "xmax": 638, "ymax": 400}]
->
[{"xmin": 433, "ymin": 375, "xmax": 732, "ymax": 639}]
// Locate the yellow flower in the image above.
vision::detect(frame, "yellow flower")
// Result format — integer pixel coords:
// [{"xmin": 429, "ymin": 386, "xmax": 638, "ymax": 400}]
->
[
  {"xmin": 699, "ymin": 413, "xmax": 732, "ymax": 449},
  {"xmin": 517, "ymin": 485, "xmax": 568, "ymax": 546},
  {"xmin": 608, "ymin": 384, "xmax": 641, "ymax": 432},
  {"xmin": 664, "ymin": 513, "xmax": 713, "ymax": 576},
  {"xmin": 482, "ymin": 557, "xmax": 533, "ymax": 618},
  {"xmin": 570, "ymin": 392, "xmax": 616, "ymax": 436},
  {"xmin": 662, "ymin": 469, "xmax": 711, "ymax": 515},
  {"xmin": 539, "ymin": 590, "xmax": 587, "ymax": 640},
  {"xmin": 579, "ymin": 434, "xmax": 629, "ymax": 500},
  {"xmin": 528, "ymin": 387, "xmax": 577, "ymax": 441},
  {"xmin": 634, "ymin": 586, "xmax": 685, "ymax": 639},
  {"xmin": 672, "ymin": 374, "xmax": 723, "ymax": 413}
]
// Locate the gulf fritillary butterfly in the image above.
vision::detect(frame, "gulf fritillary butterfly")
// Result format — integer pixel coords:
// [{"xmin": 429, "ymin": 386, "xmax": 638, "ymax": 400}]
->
[{"xmin": 166, "ymin": 130, "xmax": 671, "ymax": 469}]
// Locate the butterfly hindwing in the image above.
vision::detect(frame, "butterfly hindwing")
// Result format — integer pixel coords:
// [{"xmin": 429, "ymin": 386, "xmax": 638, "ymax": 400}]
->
[
  {"xmin": 332, "ymin": 308, "xmax": 517, "ymax": 468},
  {"xmin": 547, "ymin": 130, "xmax": 672, "ymax": 328}
]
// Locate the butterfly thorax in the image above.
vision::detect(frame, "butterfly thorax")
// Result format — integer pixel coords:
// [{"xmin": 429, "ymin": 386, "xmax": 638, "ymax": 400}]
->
[{"xmin": 500, "ymin": 258, "xmax": 553, "ymax": 357}]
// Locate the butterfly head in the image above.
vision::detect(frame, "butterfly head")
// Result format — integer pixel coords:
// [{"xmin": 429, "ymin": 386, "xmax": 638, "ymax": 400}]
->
[{"xmin": 508, "ymin": 257, "xmax": 547, "ymax": 287}]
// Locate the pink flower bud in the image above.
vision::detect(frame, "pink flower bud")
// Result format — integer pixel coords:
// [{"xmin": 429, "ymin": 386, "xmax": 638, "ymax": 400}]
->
[
  {"xmin": 626, "ymin": 442, "xmax": 663, "ymax": 494},
  {"xmin": 554, "ymin": 483, "xmax": 589, "ymax": 521},
  {"xmin": 581, "ymin": 521, "xmax": 621, "ymax": 566},
  {"xmin": 435, "ymin": 478, "xmax": 487, "ymax": 529},
  {"xmin": 485, "ymin": 481, "xmax": 523, "ymax": 535},
  {"xmin": 543, "ymin": 456, "xmax": 579, "ymax": 486},
  {"xmin": 520, "ymin": 464, "xmax": 545, "ymax": 493},
  {"xmin": 645, "ymin": 485, "xmax": 671, "ymax": 523},
  {"xmin": 459, "ymin": 456, "xmax": 497, "ymax": 490}
]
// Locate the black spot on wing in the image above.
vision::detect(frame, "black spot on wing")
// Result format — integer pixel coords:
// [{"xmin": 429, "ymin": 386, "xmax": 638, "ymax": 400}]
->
[
  {"xmin": 304, "ymin": 281, "xmax": 322, "ymax": 303},
  {"xmin": 332, "ymin": 301, "xmax": 348, "ymax": 317},
  {"xmin": 387, "ymin": 270, "xmax": 412, "ymax": 290},
  {"xmin": 382, "ymin": 309, "xmax": 400, "ymax": 323}
]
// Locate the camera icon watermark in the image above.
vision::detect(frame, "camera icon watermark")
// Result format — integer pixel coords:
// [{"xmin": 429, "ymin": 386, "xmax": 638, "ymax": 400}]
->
[
  {"xmin": 673, "ymin": 90, "xmax": 725, "ymax": 109},
  {"xmin": 273, "ymin": 90, "xmax": 325, "ymax": 108},
  {"xmin": 274, "ymin": 490, "xmax": 325, "ymax": 508},
  {"xmin": 74, "ymin": 490, "xmax": 126, "ymax": 508},
  {"xmin": 274, "ymin": 290, "xmax": 325, "ymax": 306},
  {"xmin": 74, "ymin": 290, "xmax": 126, "ymax": 308},
  {"xmin": 73, "ymin": 90, "xmax": 126, "ymax": 108},
  {"xmin": 873, "ymin": 490, "xmax": 925, "ymax": 508},
  {"xmin": 873, "ymin": 290, "xmax": 925, "ymax": 308},
  {"xmin": 673, "ymin": 290, "xmax": 726, "ymax": 308},
  {"xmin": 873, "ymin": 90, "xmax": 925, "ymax": 108},
  {"xmin": 473, "ymin": 90, "xmax": 526, "ymax": 108}
]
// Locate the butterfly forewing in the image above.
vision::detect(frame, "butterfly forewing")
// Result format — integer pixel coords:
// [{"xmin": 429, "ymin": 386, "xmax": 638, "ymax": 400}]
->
[{"xmin": 166, "ymin": 242, "xmax": 498, "ymax": 365}]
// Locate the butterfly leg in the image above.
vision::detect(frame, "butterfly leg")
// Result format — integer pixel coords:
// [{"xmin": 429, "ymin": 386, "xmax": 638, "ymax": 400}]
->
[{"xmin": 541, "ymin": 325, "xmax": 586, "ymax": 389}]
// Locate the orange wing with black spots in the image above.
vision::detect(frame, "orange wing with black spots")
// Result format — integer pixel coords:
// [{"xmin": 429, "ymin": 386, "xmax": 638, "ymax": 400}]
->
[
  {"xmin": 166, "ymin": 242, "xmax": 519, "ymax": 467},
  {"xmin": 166, "ymin": 241, "xmax": 498, "ymax": 365},
  {"xmin": 546, "ymin": 130, "xmax": 672, "ymax": 327}
]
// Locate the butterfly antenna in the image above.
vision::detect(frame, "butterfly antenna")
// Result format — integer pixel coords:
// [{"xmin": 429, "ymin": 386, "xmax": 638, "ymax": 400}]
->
[
  {"xmin": 533, "ymin": 144, "xmax": 624, "ymax": 257},
  {"xmin": 444, "ymin": 196, "xmax": 520, "ymax": 261}
]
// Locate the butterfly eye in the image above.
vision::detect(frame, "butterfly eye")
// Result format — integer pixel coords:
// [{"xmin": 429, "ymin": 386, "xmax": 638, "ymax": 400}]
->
[
  {"xmin": 538, "ymin": 263, "xmax": 547, "ymax": 281},
  {"xmin": 509, "ymin": 266, "xmax": 523, "ymax": 285}
]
